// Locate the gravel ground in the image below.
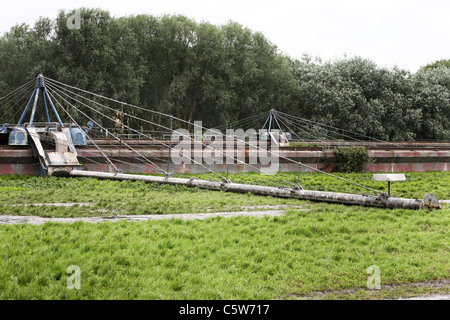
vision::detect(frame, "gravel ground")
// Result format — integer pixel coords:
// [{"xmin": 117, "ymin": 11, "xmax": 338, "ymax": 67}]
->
[
  {"xmin": 0, "ymin": 209, "xmax": 310, "ymax": 225},
  {"xmin": 397, "ymin": 294, "xmax": 450, "ymax": 300},
  {"xmin": 0, "ymin": 204, "xmax": 308, "ymax": 225},
  {"xmin": 11, "ymin": 202, "xmax": 94, "ymax": 207}
]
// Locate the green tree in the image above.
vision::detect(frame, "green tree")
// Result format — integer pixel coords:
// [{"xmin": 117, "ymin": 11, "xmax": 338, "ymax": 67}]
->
[
  {"xmin": 422, "ymin": 59, "xmax": 450, "ymax": 71},
  {"xmin": 411, "ymin": 66, "xmax": 450, "ymax": 140},
  {"xmin": 0, "ymin": 8, "xmax": 448, "ymax": 142}
]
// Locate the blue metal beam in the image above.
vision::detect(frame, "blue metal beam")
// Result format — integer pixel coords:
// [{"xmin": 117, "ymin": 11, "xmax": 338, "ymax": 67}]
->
[
  {"xmin": 268, "ymin": 109, "xmax": 273, "ymax": 132},
  {"xmin": 262, "ymin": 113, "xmax": 270, "ymax": 130},
  {"xmin": 44, "ymin": 89, "xmax": 64, "ymax": 127},
  {"xmin": 28, "ymin": 88, "xmax": 41, "ymax": 127},
  {"xmin": 272, "ymin": 113, "xmax": 283, "ymax": 133},
  {"xmin": 42, "ymin": 88, "xmax": 51, "ymax": 123},
  {"xmin": 18, "ymin": 88, "xmax": 37, "ymax": 125}
]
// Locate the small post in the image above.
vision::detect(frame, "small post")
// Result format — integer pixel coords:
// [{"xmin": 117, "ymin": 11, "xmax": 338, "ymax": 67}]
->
[
  {"xmin": 168, "ymin": 158, "xmax": 171, "ymax": 177},
  {"xmin": 121, "ymin": 104, "xmax": 124, "ymax": 135},
  {"xmin": 167, "ymin": 141, "xmax": 171, "ymax": 176},
  {"xmin": 372, "ymin": 174, "xmax": 406, "ymax": 197}
]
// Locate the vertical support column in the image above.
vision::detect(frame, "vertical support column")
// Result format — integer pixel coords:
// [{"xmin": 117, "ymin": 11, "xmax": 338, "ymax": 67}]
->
[
  {"xmin": 42, "ymin": 88, "xmax": 51, "ymax": 123},
  {"xmin": 44, "ymin": 89, "xmax": 64, "ymax": 127},
  {"xmin": 273, "ymin": 112, "xmax": 283, "ymax": 133},
  {"xmin": 262, "ymin": 112, "xmax": 270, "ymax": 130},
  {"xmin": 28, "ymin": 88, "xmax": 41, "ymax": 127},
  {"xmin": 18, "ymin": 89, "xmax": 37, "ymax": 125},
  {"xmin": 268, "ymin": 109, "xmax": 273, "ymax": 132}
]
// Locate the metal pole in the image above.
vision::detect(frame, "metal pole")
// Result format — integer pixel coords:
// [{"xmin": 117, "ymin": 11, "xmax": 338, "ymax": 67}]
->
[
  {"xmin": 262, "ymin": 114, "xmax": 270, "ymax": 130},
  {"xmin": 18, "ymin": 89, "xmax": 37, "ymax": 125},
  {"xmin": 69, "ymin": 170, "xmax": 428, "ymax": 210},
  {"xmin": 272, "ymin": 112, "xmax": 283, "ymax": 133},
  {"xmin": 28, "ymin": 88, "xmax": 41, "ymax": 127},
  {"xmin": 268, "ymin": 110, "xmax": 273, "ymax": 132},
  {"xmin": 42, "ymin": 88, "xmax": 51, "ymax": 123},
  {"xmin": 44, "ymin": 89, "xmax": 64, "ymax": 127}
]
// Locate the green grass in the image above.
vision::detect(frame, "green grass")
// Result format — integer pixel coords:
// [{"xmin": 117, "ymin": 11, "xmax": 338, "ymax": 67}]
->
[
  {"xmin": 0, "ymin": 172, "xmax": 448, "ymax": 299},
  {"xmin": 0, "ymin": 175, "xmax": 304, "ymax": 218},
  {"xmin": 0, "ymin": 172, "xmax": 448, "ymax": 218},
  {"xmin": 172, "ymin": 171, "xmax": 449, "ymax": 200},
  {"xmin": 0, "ymin": 204, "xmax": 448, "ymax": 299}
]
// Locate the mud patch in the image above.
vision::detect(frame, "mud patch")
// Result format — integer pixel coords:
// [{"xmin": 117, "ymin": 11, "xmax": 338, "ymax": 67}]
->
[
  {"xmin": 11, "ymin": 202, "xmax": 94, "ymax": 207},
  {"xmin": 0, "ymin": 208, "xmax": 310, "ymax": 225},
  {"xmin": 285, "ymin": 279, "xmax": 450, "ymax": 300}
]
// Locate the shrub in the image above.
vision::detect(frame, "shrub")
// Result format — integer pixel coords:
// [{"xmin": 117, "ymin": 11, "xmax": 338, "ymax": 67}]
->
[{"xmin": 332, "ymin": 146, "xmax": 369, "ymax": 173}]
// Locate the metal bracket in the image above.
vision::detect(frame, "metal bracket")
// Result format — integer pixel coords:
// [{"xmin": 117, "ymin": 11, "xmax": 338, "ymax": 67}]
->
[
  {"xmin": 421, "ymin": 194, "xmax": 441, "ymax": 210},
  {"xmin": 375, "ymin": 193, "xmax": 390, "ymax": 201}
]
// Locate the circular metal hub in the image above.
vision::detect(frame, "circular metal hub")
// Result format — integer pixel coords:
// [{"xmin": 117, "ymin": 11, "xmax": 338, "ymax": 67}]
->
[{"xmin": 422, "ymin": 194, "xmax": 441, "ymax": 210}]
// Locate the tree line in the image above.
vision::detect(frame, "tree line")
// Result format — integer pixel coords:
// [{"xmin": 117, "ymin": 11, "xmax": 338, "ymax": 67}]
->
[{"xmin": 0, "ymin": 8, "xmax": 448, "ymax": 141}]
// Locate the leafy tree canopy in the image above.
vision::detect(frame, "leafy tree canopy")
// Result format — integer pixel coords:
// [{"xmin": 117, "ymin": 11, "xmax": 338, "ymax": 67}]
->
[{"xmin": 0, "ymin": 8, "xmax": 448, "ymax": 141}]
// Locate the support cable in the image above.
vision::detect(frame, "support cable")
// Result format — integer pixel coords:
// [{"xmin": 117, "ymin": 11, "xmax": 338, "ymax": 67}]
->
[
  {"xmin": 46, "ymin": 80, "xmax": 297, "ymax": 187},
  {"xmin": 46, "ymin": 89, "xmax": 120, "ymax": 173},
  {"xmin": 46, "ymin": 86, "xmax": 168, "ymax": 175},
  {"xmin": 46, "ymin": 82, "xmax": 228, "ymax": 181},
  {"xmin": 44, "ymin": 77, "xmax": 382, "ymax": 193}
]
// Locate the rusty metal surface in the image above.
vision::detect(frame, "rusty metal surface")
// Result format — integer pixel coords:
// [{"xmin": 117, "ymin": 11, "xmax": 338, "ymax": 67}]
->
[
  {"xmin": 422, "ymin": 194, "xmax": 441, "ymax": 210},
  {"xmin": 45, "ymin": 152, "xmax": 79, "ymax": 166}
]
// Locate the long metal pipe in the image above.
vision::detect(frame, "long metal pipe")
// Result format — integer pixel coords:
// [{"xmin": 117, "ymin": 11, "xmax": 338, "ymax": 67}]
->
[{"xmin": 69, "ymin": 170, "xmax": 426, "ymax": 210}]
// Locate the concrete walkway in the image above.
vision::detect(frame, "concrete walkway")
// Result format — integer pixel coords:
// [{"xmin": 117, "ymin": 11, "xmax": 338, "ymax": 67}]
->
[
  {"xmin": 398, "ymin": 294, "xmax": 450, "ymax": 300},
  {"xmin": 0, "ymin": 205, "xmax": 309, "ymax": 225},
  {"xmin": 0, "ymin": 211, "xmax": 286, "ymax": 225}
]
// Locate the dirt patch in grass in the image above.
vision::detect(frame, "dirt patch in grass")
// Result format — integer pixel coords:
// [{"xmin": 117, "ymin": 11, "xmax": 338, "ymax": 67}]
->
[
  {"xmin": 0, "ymin": 208, "xmax": 310, "ymax": 225},
  {"xmin": 11, "ymin": 203, "xmax": 94, "ymax": 207},
  {"xmin": 398, "ymin": 293, "xmax": 450, "ymax": 300},
  {"xmin": 284, "ymin": 279, "xmax": 450, "ymax": 300}
]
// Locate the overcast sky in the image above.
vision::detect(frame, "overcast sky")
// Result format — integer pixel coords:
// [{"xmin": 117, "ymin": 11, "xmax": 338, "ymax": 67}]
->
[{"xmin": 1, "ymin": 0, "xmax": 449, "ymax": 72}]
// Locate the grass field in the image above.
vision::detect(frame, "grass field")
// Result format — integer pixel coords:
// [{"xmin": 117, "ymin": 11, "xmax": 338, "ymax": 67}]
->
[
  {"xmin": 0, "ymin": 172, "xmax": 448, "ymax": 218},
  {"xmin": 0, "ymin": 172, "xmax": 448, "ymax": 299}
]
